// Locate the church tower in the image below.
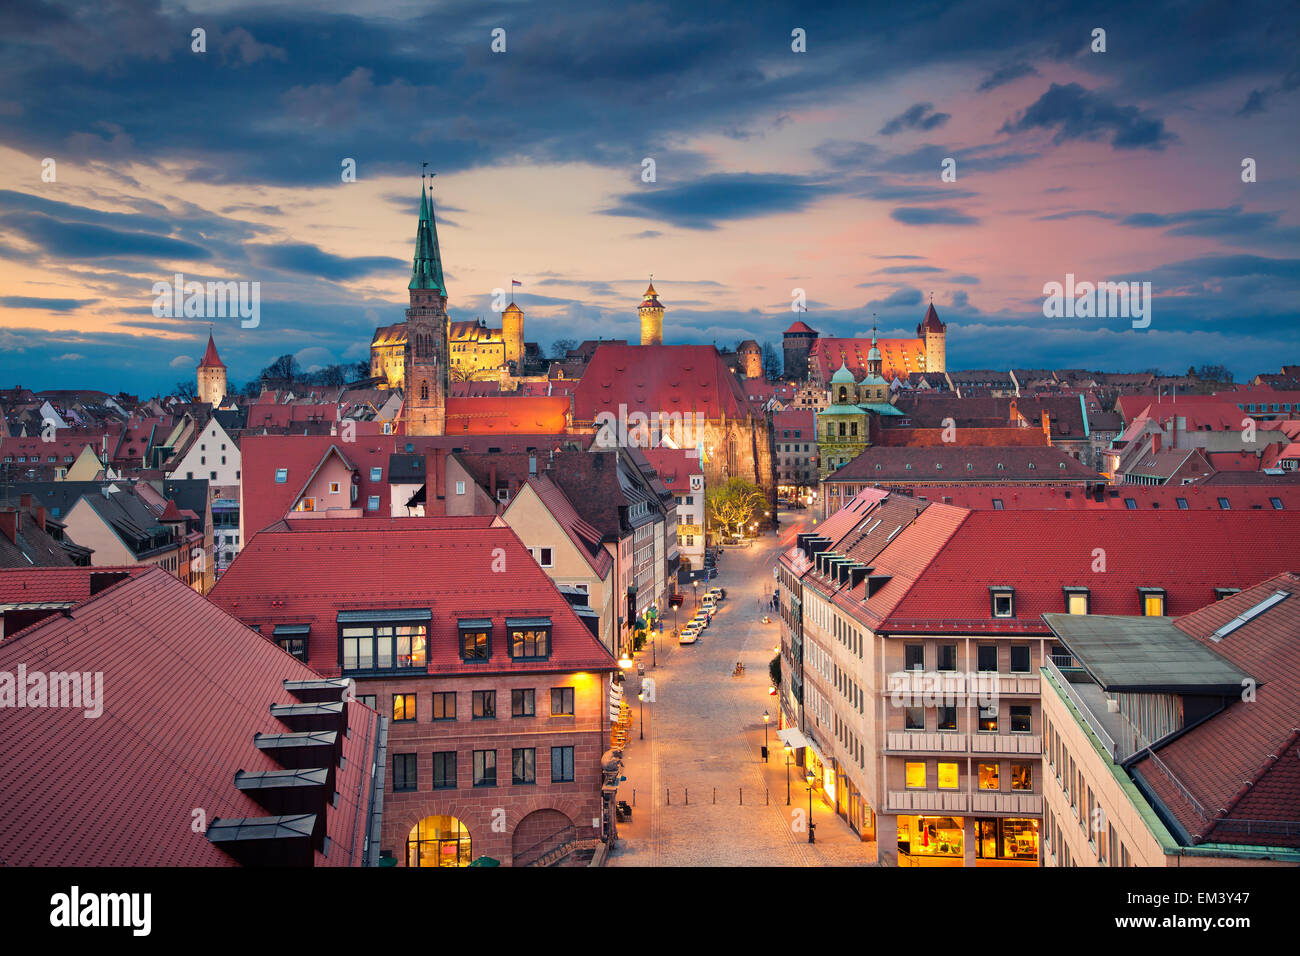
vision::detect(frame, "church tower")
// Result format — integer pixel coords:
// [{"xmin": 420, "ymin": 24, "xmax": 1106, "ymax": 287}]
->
[
  {"xmin": 639, "ymin": 281, "xmax": 664, "ymax": 346},
  {"xmin": 196, "ymin": 333, "xmax": 227, "ymax": 406},
  {"xmin": 403, "ymin": 180, "xmax": 449, "ymax": 436},
  {"xmin": 917, "ymin": 301, "xmax": 947, "ymax": 374}
]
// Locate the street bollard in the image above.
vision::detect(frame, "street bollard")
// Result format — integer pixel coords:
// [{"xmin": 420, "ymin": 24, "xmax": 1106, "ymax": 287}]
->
[
  {"xmin": 685, "ymin": 788, "xmax": 689, "ymax": 806},
  {"xmin": 666, "ymin": 788, "xmax": 670, "ymax": 806},
  {"xmin": 633, "ymin": 789, "xmax": 636, "ymax": 807},
  {"xmin": 739, "ymin": 788, "xmax": 743, "ymax": 806},
  {"xmin": 713, "ymin": 787, "xmax": 716, "ymax": 805}
]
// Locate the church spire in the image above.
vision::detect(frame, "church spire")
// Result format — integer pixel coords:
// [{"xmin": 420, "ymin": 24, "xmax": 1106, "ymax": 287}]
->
[{"xmin": 409, "ymin": 177, "xmax": 446, "ymax": 293}]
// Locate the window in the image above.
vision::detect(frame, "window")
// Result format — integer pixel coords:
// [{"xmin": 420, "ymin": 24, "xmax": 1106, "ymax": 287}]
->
[
  {"xmin": 370, "ymin": 466, "xmax": 382, "ymax": 481},
  {"xmin": 904, "ymin": 644, "xmax": 924, "ymax": 670},
  {"xmin": 551, "ymin": 746, "xmax": 575, "ymax": 783},
  {"xmin": 1065, "ymin": 587, "xmax": 1089, "ymax": 615},
  {"xmin": 455, "ymin": 481, "xmax": 465, "ymax": 495},
  {"xmin": 432, "ymin": 751, "xmax": 457, "ymax": 790},
  {"xmin": 991, "ymin": 588, "xmax": 1014, "ymax": 618},
  {"xmin": 472, "ymin": 690, "xmax": 496, "ymax": 719},
  {"xmin": 979, "ymin": 763, "xmax": 1000, "ymax": 790},
  {"xmin": 392, "ymin": 693, "xmax": 416, "ymax": 721},
  {"xmin": 977, "ymin": 645, "xmax": 998, "ymax": 672},
  {"xmin": 340, "ymin": 620, "xmax": 428, "ymax": 673},
  {"xmin": 1010, "ymin": 762, "xmax": 1032, "ymax": 791},
  {"xmin": 536, "ymin": 547, "xmax": 553, "ymax": 567},
  {"xmin": 1139, "ymin": 588, "xmax": 1165, "ymax": 616},
  {"xmin": 937, "ymin": 762, "xmax": 959, "ymax": 789},
  {"xmin": 393, "ymin": 754, "xmax": 417, "ymax": 792},
  {"xmin": 1010, "ymin": 645, "xmax": 1030, "ymax": 673},
  {"xmin": 432, "ymin": 691, "xmax": 456, "ymax": 721},
  {"xmin": 1010, "ymin": 706, "xmax": 1032, "ymax": 734},
  {"xmin": 905, "ymin": 707, "xmax": 925, "ymax": 730},
  {"xmin": 509, "ymin": 620, "xmax": 550, "ymax": 660},
  {"xmin": 473, "ymin": 750, "xmax": 497, "ymax": 787},
  {"xmin": 936, "ymin": 644, "xmax": 957, "ymax": 672},
  {"xmin": 357, "ymin": 694, "xmax": 377, "ymax": 711},
  {"xmin": 937, "ymin": 706, "xmax": 957, "ymax": 731},
  {"xmin": 551, "ymin": 687, "xmax": 575, "ymax": 716},
  {"xmin": 1176, "ymin": 497, "xmax": 1188, "ymax": 509},
  {"xmin": 329, "ymin": 481, "xmax": 341, "ymax": 494},
  {"xmin": 511, "ymin": 688, "xmax": 535, "ymax": 718},
  {"xmin": 1271, "ymin": 497, "xmax": 1284, "ymax": 510},
  {"xmin": 978, "ymin": 706, "xmax": 998, "ymax": 733},
  {"xmin": 1124, "ymin": 497, "xmax": 1137, "ymax": 509},
  {"xmin": 275, "ymin": 468, "xmax": 288, "ymax": 483},
  {"xmin": 512, "ymin": 748, "xmax": 536, "ymax": 785},
  {"xmin": 905, "ymin": 762, "xmax": 926, "ymax": 788},
  {"xmin": 459, "ymin": 621, "xmax": 491, "ymax": 661},
  {"xmin": 991, "ymin": 498, "xmax": 1004, "ymax": 510}
]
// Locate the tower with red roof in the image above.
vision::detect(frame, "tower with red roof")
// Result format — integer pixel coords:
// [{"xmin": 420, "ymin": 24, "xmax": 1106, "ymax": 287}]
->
[
  {"xmin": 638, "ymin": 281, "xmax": 664, "ymax": 345},
  {"xmin": 783, "ymin": 317, "xmax": 819, "ymax": 382},
  {"xmin": 917, "ymin": 300, "xmax": 947, "ymax": 374},
  {"xmin": 196, "ymin": 332, "xmax": 227, "ymax": 406}
]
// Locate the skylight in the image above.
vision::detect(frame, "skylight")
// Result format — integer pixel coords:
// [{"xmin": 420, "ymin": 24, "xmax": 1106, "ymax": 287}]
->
[{"xmin": 1211, "ymin": 591, "xmax": 1291, "ymax": 642}]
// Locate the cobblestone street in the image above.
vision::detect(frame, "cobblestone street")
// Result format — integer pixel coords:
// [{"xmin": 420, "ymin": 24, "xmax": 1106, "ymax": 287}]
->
[{"xmin": 609, "ymin": 513, "xmax": 878, "ymax": 866}]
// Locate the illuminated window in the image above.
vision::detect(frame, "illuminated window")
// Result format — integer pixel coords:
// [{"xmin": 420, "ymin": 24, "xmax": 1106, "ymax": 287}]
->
[
  {"xmin": 979, "ymin": 763, "xmax": 1000, "ymax": 790},
  {"xmin": 341, "ymin": 619, "xmax": 428, "ymax": 673},
  {"xmin": 1139, "ymin": 588, "xmax": 1165, "ymax": 616},
  {"xmin": 1065, "ymin": 587, "xmax": 1089, "ymax": 614},
  {"xmin": 978, "ymin": 706, "xmax": 998, "ymax": 733},
  {"xmin": 392, "ymin": 693, "xmax": 416, "ymax": 721},
  {"xmin": 905, "ymin": 762, "xmax": 926, "ymax": 788},
  {"xmin": 937, "ymin": 762, "xmax": 959, "ymax": 789},
  {"xmin": 509, "ymin": 619, "xmax": 551, "ymax": 660},
  {"xmin": 1011, "ymin": 762, "xmax": 1033, "ymax": 790},
  {"xmin": 329, "ymin": 481, "xmax": 340, "ymax": 494},
  {"xmin": 459, "ymin": 621, "xmax": 491, "ymax": 661}
]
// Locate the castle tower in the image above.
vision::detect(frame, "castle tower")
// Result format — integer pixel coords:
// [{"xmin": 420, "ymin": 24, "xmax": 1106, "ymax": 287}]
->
[
  {"xmin": 403, "ymin": 180, "xmax": 449, "ymax": 436},
  {"xmin": 196, "ymin": 333, "xmax": 227, "ymax": 406},
  {"xmin": 738, "ymin": 339, "xmax": 762, "ymax": 379},
  {"xmin": 639, "ymin": 281, "xmax": 664, "ymax": 346},
  {"xmin": 917, "ymin": 301, "xmax": 946, "ymax": 374},
  {"xmin": 503, "ymin": 301, "xmax": 524, "ymax": 370},
  {"xmin": 783, "ymin": 318, "xmax": 818, "ymax": 382}
]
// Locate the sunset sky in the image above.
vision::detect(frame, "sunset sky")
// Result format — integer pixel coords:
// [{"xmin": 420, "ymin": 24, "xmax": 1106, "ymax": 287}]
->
[{"xmin": 1, "ymin": 0, "xmax": 1297, "ymax": 395}]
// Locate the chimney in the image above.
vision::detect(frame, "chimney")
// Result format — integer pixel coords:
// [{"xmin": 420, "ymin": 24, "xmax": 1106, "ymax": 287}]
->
[
  {"xmin": 0, "ymin": 508, "xmax": 17, "ymax": 543},
  {"xmin": 33, "ymin": 506, "xmax": 46, "ymax": 532},
  {"xmin": 19, "ymin": 494, "xmax": 32, "ymax": 511}
]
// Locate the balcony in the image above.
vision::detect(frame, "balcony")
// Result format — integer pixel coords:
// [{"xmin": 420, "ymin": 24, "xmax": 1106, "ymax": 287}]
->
[
  {"xmin": 969, "ymin": 733, "xmax": 1042, "ymax": 755},
  {"xmin": 885, "ymin": 731, "xmax": 967, "ymax": 753},
  {"xmin": 886, "ymin": 790, "xmax": 1042, "ymax": 815},
  {"xmin": 884, "ymin": 670, "xmax": 1039, "ymax": 701}
]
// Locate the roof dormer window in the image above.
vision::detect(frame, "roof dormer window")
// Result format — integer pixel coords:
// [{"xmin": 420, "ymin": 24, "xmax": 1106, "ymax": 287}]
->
[{"xmin": 990, "ymin": 587, "xmax": 1014, "ymax": 618}]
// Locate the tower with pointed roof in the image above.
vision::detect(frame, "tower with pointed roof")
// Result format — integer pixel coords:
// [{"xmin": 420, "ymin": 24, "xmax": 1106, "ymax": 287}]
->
[
  {"xmin": 639, "ymin": 282, "xmax": 664, "ymax": 346},
  {"xmin": 196, "ymin": 333, "xmax": 227, "ymax": 407},
  {"xmin": 917, "ymin": 299, "xmax": 947, "ymax": 374},
  {"xmin": 403, "ymin": 179, "xmax": 449, "ymax": 436}
]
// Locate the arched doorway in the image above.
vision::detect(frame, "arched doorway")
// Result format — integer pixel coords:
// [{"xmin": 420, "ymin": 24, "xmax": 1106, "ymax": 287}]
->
[
  {"xmin": 407, "ymin": 815, "xmax": 471, "ymax": 867},
  {"xmin": 512, "ymin": 809, "xmax": 575, "ymax": 867}
]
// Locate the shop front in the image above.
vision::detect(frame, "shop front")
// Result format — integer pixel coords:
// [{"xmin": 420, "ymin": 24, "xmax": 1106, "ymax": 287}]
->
[
  {"xmin": 898, "ymin": 815, "xmax": 964, "ymax": 866},
  {"xmin": 804, "ymin": 741, "xmax": 835, "ymax": 809},
  {"xmin": 835, "ymin": 765, "xmax": 875, "ymax": 841},
  {"xmin": 974, "ymin": 817, "xmax": 1039, "ymax": 865}
]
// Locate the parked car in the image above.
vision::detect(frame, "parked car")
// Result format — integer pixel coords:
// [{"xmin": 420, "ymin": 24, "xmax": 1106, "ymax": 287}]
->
[
  {"xmin": 690, "ymin": 613, "xmax": 709, "ymax": 630},
  {"xmin": 678, "ymin": 626, "xmax": 699, "ymax": 645},
  {"xmin": 707, "ymin": 586, "xmax": 726, "ymax": 601}
]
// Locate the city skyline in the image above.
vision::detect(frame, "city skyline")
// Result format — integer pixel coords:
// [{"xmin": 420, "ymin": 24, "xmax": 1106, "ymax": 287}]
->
[{"xmin": 1, "ymin": 0, "xmax": 1297, "ymax": 393}]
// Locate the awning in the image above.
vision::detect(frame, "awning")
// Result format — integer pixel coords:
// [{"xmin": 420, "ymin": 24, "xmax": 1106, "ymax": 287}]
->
[
  {"xmin": 337, "ymin": 608, "xmax": 431, "ymax": 623},
  {"xmin": 273, "ymin": 623, "xmax": 311, "ymax": 637},
  {"xmin": 776, "ymin": 728, "xmax": 811, "ymax": 750},
  {"xmin": 505, "ymin": 616, "xmax": 551, "ymax": 628}
]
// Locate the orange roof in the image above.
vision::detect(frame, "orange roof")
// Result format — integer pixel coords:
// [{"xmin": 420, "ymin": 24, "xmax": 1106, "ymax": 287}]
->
[
  {"xmin": 811, "ymin": 336, "xmax": 927, "ymax": 382},
  {"xmin": 445, "ymin": 395, "xmax": 570, "ymax": 435}
]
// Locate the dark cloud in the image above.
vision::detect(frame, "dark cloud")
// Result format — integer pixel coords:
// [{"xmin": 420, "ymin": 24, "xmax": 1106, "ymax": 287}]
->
[
  {"xmin": 978, "ymin": 62, "xmax": 1038, "ymax": 92},
  {"xmin": 246, "ymin": 243, "xmax": 404, "ymax": 280},
  {"xmin": 999, "ymin": 82, "xmax": 1175, "ymax": 150},
  {"xmin": 1118, "ymin": 206, "xmax": 1300, "ymax": 248},
  {"xmin": 879, "ymin": 103, "xmax": 951, "ymax": 135},
  {"xmin": 0, "ymin": 295, "xmax": 97, "ymax": 311},
  {"xmin": 1035, "ymin": 209, "xmax": 1120, "ymax": 221},
  {"xmin": 601, "ymin": 173, "xmax": 835, "ymax": 230},
  {"xmin": 891, "ymin": 207, "xmax": 980, "ymax": 226},
  {"xmin": 0, "ymin": 211, "xmax": 212, "ymax": 261}
]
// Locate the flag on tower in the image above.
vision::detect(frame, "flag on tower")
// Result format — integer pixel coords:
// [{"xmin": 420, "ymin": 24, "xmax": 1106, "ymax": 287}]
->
[{"xmin": 512, "ymin": 279, "xmax": 522, "ymax": 287}]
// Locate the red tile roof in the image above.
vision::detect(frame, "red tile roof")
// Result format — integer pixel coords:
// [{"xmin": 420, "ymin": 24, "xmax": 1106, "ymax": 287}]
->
[
  {"xmin": 0, "ymin": 566, "xmax": 379, "ymax": 866},
  {"xmin": 785, "ymin": 320, "xmax": 817, "ymax": 335},
  {"xmin": 810, "ymin": 336, "xmax": 927, "ymax": 383},
  {"xmin": 521, "ymin": 476, "xmax": 615, "ymax": 578},
  {"xmin": 443, "ymin": 395, "xmax": 571, "ymax": 434},
  {"xmin": 571, "ymin": 344, "xmax": 757, "ymax": 424},
  {"xmin": 773, "ymin": 408, "xmax": 815, "ymax": 436},
  {"xmin": 638, "ymin": 446, "xmax": 700, "ymax": 494},
  {"xmin": 198, "ymin": 333, "xmax": 226, "ymax": 369},
  {"xmin": 208, "ymin": 523, "xmax": 618, "ymax": 677},
  {"xmin": 1129, "ymin": 573, "xmax": 1300, "ymax": 848},
  {"xmin": 825, "ymin": 445, "xmax": 1099, "ymax": 483},
  {"xmin": 900, "ymin": 483, "xmax": 1300, "ymax": 511},
  {"xmin": 883, "ymin": 510, "xmax": 1300, "ymax": 633}
]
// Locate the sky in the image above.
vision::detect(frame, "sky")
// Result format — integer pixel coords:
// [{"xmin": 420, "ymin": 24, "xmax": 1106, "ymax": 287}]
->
[{"xmin": 0, "ymin": 0, "xmax": 1297, "ymax": 395}]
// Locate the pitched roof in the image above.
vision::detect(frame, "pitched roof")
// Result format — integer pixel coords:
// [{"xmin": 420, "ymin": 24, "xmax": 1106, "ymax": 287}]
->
[
  {"xmin": 521, "ymin": 476, "xmax": 615, "ymax": 578},
  {"xmin": 1128, "ymin": 573, "xmax": 1300, "ymax": 849},
  {"xmin": 810, "ymin": 336, "xmax": 928, "ymax": 383},
  {"xmin": 208, "ymin": 524, "xmax": 617, "ymax": 677},
  {"xmin": 198, "ymin": 334, "xmax": 226, "ymax": 370},
  {"xmin": 570, "ymin": 344, "xmax": 757, "ymax": 424},
  {"xmin": 443, "ymin": 395, "xmax": 570, "ymax": 435},
  {"xmin": 825, "ymin": 445, "xmax": 1099, "ymax": 483},
  {"xmin": 785, "ymin": 319, "xmax": 817, "ymax": 335},
  {"xmin": 882, "ymin": 510, "xmax": 1300, "ymax": 633},
  {"xmin": 0, "ymin": 566, "xmax": 380, "ymax": 866}
]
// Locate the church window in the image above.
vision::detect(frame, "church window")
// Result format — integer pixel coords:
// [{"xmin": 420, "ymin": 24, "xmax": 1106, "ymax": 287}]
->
[{"xmin": 421, "ymin": 381, "xmax": 429, "ymax": 401}]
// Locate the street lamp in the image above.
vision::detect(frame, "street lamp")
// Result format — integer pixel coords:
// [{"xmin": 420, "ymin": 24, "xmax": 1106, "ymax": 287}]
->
[
  {"xmin": 784, "ymin": 743, "xmax": 793, "ymax": 805},
  {"xmin": 806, "ymin": 769, "xmax": 816, "ymax": 844},
  {"xmin": 762, "ymin": 710, "xmax": 770, "ymax": 762},
  {"xmin": 692, "ymin": 580, "xmax": 698, "ymax": 609},
  {"xmin": 638, "ymin": 691, "xmax": 645, "ymax": 740},
  {"xmin": 617, "ymin": 653, "xmax": 633, "ymax": 671}
]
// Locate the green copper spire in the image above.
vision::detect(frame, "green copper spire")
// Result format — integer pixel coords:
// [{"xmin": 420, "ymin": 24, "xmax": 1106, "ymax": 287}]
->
[{"xmin": 408, "ymin": 180, "xmax": 446, "ymax": 293}]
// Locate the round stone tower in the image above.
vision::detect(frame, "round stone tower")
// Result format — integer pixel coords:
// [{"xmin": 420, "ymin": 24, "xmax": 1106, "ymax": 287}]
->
[{"xmin": 639, "ymin": 282, "xmax": 664, "ymax": 346}]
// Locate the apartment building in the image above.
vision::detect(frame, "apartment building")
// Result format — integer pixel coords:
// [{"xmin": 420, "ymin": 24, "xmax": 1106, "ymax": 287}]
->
[{"xmin": 776, "ymin": 490, "xmax": 1300, "ymax": 866}]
